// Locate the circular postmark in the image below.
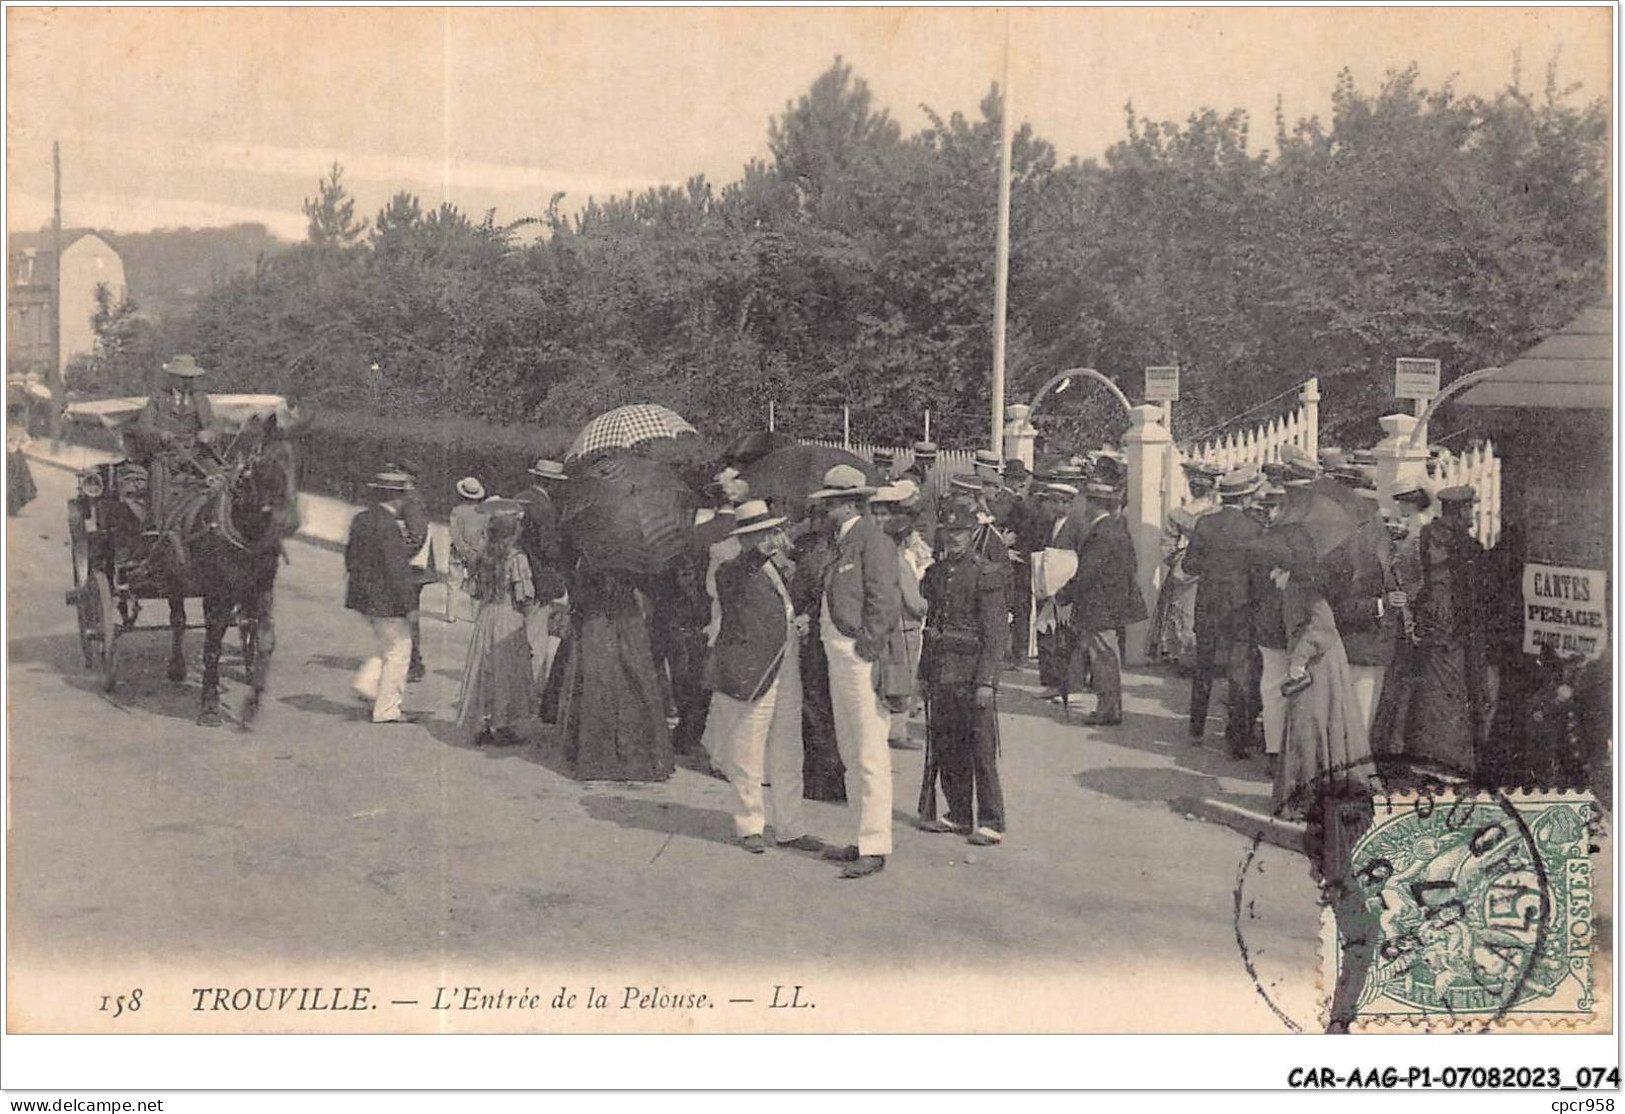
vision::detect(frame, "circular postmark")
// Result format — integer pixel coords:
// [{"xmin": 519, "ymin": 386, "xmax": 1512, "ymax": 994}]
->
[{"xmin": 1232, "ymin": 767, "xmax": 1582, "ymax": 1033}]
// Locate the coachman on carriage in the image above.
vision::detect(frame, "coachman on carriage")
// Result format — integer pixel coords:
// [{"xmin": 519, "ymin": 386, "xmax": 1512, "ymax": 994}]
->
[{"xmin": 63, "ymin": 357, "xmax": 304, "ymax": 726}]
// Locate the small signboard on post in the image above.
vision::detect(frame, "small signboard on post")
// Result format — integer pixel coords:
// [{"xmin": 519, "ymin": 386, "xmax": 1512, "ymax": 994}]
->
[
  {"xmin": 1395, "ymin": 357, "xmax": 1441, "ymax": 400},
  {"xmin": 1144, "ymin": 366, "xmax": 1180, "ymax": 402}
]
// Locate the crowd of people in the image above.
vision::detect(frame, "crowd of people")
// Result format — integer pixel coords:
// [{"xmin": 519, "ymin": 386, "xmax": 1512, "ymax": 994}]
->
[
  {"xmin": 1149, "ymin": 442, "xmax": 1517, "ymax": 817},
  {"xmin": 338, "ymin": 428, "xmax": 1523, "ymax": 877}
]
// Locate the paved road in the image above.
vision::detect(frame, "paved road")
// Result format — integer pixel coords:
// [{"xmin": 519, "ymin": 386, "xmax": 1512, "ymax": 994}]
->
[{"xmin": 7, "ymin": 460, "xmax": 1323, "ymax": 1033}]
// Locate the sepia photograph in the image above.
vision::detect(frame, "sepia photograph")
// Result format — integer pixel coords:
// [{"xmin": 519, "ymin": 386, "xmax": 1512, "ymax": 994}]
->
[{"xmin": 2, "ymin": 3, "xmax": 1617, "ymax": 1093}]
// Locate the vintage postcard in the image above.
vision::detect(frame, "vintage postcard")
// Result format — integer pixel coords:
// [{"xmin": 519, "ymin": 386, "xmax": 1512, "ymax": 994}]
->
[{"xmin": 3, "ymin": 5, "xmax": 1614, "ymax": 1077}]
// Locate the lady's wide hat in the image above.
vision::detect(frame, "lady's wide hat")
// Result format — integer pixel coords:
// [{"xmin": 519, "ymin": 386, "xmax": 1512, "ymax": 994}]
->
[
  {"xmin": 729, "ymin": 499, "xmax": 787, "ymax": 536},
  {"xmin": 807, "ymin": 464, "xmax": 877, "ymax": 502}
]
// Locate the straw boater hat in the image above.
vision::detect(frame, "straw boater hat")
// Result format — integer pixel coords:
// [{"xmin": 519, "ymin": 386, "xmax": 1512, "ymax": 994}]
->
[
  {"xmin": 367, "ymin": 470, "xmax": 414, "ymax": 493},
  {"xmin": 1045, "ymin": 481, "xmax": 1079, "ymax": 498},
  {"xmin": 1217, "ymin": 465, "xmax": 1262, "ymax": 500},
  {"xmin": 972, "ymin": 449, "xmax": 1003, "ymax": 474},
  {"xmin": 1181, "ymin": 459, "xmax": 1224, "ymax": 480},
  {"xmin": 476, "ymin": 497, "xmax": 526, "ymax": 518},
  {"xmin": 163, "ymin": 355, "xmax": 207, "ymax": 378},
  {"xmin": 456, "ymin": 476, "xmax": 486, "ymax": 501},
  {"xmin": 872, "ymin": 448, "xmax": 895, "ymax": 467},
  {"xmin": 528, "ymin": 458, "xmax": 567, "ymax": 481},
  {"xmin": 1278, "ymin": 445, "xmax": 1320, "ymax": 485},
  {"xmin": 807, "ymin": 464, "xmax": 876, "ymax": 501},
  {"xmin": 911, "ymin": 441, "xmax": 938, "ymax": 462},
  {"xmin": 870, "ymin": 479, "xmax": 919, "ymax": 506},
  {"xmin": 728, "ymin": 499, "xmax": 787, "ymax": 537}
]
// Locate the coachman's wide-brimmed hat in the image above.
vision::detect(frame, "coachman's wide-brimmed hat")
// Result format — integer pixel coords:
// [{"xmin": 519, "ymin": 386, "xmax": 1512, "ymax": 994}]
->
[
  {"xmin": 163, "ymin": 355, "xmax": 207, "ymax": 378},
  {"xmin": 729, "ymin": 499, "xmax": 787, "ymax": 537},
  {"xmin": 807, "ymin": 464, "xmax": 876, "ymax": 501},
  {"xmin": 367, "ymin": 471, "xmax": 415, "ymax": 492}
]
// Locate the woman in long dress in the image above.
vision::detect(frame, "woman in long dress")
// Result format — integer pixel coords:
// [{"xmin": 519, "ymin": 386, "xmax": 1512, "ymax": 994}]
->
[
  {"xmin": 1268, "ymin": 534, "xmax": 1376, "ymax": 820},
  {"xmin": 557, "ymin": 560, "xmax": 675, "ymax": 782},
  {"xmin": 1148, "ymin": 462, "xmax": 1220, "ymax": 666},
  {"xmin": 456, "ymin": 505, "xmax": 537, "ymax": 746}
]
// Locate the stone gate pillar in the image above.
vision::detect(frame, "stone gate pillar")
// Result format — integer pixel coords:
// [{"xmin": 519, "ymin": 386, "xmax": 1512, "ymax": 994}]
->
[
  {"xmin": 1123, "ymin": 404, "xmax": 1171, "ymax": 666},
  {"xmin": 1003, "ymin": 403, "xmax": 1036, "ymax": 471}
]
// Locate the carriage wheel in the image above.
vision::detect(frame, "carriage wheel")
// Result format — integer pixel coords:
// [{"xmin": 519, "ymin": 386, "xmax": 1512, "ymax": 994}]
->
[{"xmin": 83, "ymin": 573, "xmax": 119, "ymax": 693}]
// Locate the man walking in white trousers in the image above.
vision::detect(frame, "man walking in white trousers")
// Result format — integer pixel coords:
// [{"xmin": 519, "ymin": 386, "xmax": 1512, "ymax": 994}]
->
[
  {"xmin": 807, "ymin": 465, "xmax": 904, "ymax": 879},
  {"xmin": 344, "ymin": 471, "xmax": 420, "ymax": 724}
]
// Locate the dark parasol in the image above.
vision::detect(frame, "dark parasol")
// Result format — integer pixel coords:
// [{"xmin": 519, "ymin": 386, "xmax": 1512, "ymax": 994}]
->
[
  {"xmin": 555, "ymin": 451, "xmax": 701, "ymax": 575},
  {"xmin": 738, "ymin": 442, "xmax": 879, "ymax": 521}
]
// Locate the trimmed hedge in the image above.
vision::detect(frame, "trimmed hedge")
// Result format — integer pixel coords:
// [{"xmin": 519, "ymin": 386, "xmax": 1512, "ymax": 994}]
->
[
  {"xmin": 299, "ymin": 409, "xmax": 576, "ymax": 518},
  {"xmin": 52, "ymin": 400, "xmax": 576, "ymax": 519}
]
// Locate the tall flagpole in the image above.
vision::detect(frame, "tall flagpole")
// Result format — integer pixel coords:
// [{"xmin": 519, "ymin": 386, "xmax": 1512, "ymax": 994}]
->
[{"xmin": 989, "ymin": 11, "xmax": 1014, "ymax": 457}]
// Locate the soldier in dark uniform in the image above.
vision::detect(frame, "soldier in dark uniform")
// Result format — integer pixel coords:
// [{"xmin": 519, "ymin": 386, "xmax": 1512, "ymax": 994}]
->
[
  {"xmin": 131, "ymin": 354, "xmax": 221, "ymax": 526},
  {"xmin": 918, "ymin": 502, "xmax": 1009, "ymax": 845}
]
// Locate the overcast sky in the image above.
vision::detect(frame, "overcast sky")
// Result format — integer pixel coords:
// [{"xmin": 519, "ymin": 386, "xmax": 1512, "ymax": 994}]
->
[{"xmin": 6, "ymin": 6, "xmax": 1612, "ymax": 241}]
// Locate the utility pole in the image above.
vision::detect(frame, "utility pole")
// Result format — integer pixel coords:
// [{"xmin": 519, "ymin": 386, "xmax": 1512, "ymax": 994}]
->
[
  {"xmin": 989, "ymin": 11, "xmax": 1014, "ymax": 458},
  {"xmin": 49, "ymin": 140, "xmax": 64, "ymax": 446}
]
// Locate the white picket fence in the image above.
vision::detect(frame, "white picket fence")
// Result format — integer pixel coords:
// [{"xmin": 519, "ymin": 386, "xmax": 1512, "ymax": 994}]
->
[
  {"xmin": 799, "ymin": 437, "xmax": 976, "ymax": 498},
  {"xmin": 1161, "ymin": 379, "xmax": 1320, "ymax": 518}
]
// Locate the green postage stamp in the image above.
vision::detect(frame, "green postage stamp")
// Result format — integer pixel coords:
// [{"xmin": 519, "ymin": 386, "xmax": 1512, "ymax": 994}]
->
[{"xmin": 1325, "ymin": 789, "xmax": 1604, "ymax": 1031}]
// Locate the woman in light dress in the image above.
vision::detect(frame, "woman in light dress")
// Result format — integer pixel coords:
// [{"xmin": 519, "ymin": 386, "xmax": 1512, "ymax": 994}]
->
[{"xmin": 457, "ymin": 502, "xmax": 537, "ymax": 746}]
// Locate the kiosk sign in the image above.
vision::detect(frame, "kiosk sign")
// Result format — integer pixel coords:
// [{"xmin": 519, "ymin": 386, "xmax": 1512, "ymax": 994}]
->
[
  {"xmin": 1395, "ymin": 357, "xmax": 1441, "ymax": 400},
  {"xmin": 1144, "ymin": 366, "xmax": 1180, "ymax": 402},
  {"xmin": 1522, "ymin": 563, "xmax": 1608, "ymax": 659}
]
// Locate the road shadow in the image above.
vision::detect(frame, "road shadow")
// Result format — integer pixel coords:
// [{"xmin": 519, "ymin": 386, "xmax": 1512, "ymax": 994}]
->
[
  {"xmin": 579, "ymin": 793, "xmax": 736, "ymax": 848},
  {"xmin": 306, "ymin": 653, "xmax": 365, "ymax": 674}
]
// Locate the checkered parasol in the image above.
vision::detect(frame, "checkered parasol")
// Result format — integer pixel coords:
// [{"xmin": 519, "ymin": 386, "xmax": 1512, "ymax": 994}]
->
[{"xmin": 566, "ymin": 404, "xmax": 698, "ymax": 462}]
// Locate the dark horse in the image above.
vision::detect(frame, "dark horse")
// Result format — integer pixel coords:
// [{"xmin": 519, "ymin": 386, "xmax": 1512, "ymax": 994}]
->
[{"xmin": 155, "ymin": 414, "xmax": 303, "ymax": 727}]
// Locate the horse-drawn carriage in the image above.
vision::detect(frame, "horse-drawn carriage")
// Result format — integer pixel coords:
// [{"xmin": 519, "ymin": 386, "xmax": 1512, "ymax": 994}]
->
[{"xmin": 62, "ymin": 394, "xmax": 302, "ymax": 723}]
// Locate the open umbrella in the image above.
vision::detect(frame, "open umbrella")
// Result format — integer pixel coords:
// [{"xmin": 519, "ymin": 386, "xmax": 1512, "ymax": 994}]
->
[
  {"xmin": 1273, "ymin": 484, "xmax": 1360, "ymax": 564},
  {"xmin": 566, "ymin": 404, "xmax": 698, "ymax": 462},
  {"xmin": 555, "ymin": 451, "xmax": 700, "ymax": 575},
  {"xmin": 738, "ymin": 442, "xmax": 879, "ymax": 521}
]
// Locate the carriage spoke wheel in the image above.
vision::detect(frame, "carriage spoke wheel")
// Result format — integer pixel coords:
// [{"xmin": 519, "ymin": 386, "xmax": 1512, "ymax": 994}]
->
[
  {"xmin": 69, "ymin": 506, "xmax": 95, "ymax": 668},
  {"xmin": 82, "ymin": 572, "xmax": 119, "ymax": 693}
]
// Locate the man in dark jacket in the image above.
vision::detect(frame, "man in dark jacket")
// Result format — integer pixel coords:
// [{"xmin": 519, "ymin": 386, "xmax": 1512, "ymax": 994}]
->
[
  {"xmin": 919, "ymin": 502, "xmax": 1009, "ymax": 845},
  {"xmin": 903, "ymin": 442, "xmax": 939, "ymax": 547},
  {"xmin": 707, "ymin": 501, "xmax": 822, "ymax": 855},
  {"xmin": 808, "ymin": 464, "xmax": 903, "ymax": 879},
  {"xmin": 1060, "ymin": 480, "xmax": 1147, "ymax": 726},
  {"xmin": 386, "ymin": 459, "xmax": 435, "ymax": 683},
  {"xmin": 1184, "ymin": 467, "xmax": 1265, "ymax": 752},
  {"xmin": 345, "ymin": 471, "xmax": 420, "ymax": 724}
]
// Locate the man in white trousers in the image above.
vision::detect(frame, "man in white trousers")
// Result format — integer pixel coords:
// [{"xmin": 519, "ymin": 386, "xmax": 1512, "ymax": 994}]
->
[
  {"xmin": 707, "ymin": 502, "xmax": 824, "ymax": 854},
  {"xmin": 807, "ymin": 465, "xmax": 904, "ymax": 879},
  {"xmin": 344, "ymin": 471, "xmax": 420, "ymax": 724}
]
